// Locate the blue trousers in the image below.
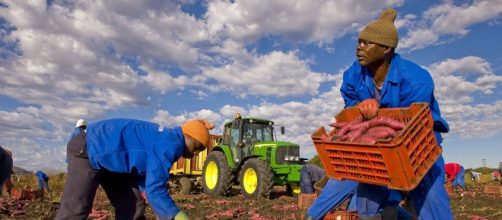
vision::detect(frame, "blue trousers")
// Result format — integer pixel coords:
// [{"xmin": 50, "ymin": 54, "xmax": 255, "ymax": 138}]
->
[
  {"xmin": 38, "ymin": 179, "xmax": 50, "ymax": 192},
  {"xmin": 307, "ymin": 156, "xmax": 453, "ymax": 219},
  {"xmin": 306, "ymin": 179, "xmax": 358, "ymax": 220},
  {"xmin": 452, "ymin": 166, "xmax": 466, "ymax": 190}
]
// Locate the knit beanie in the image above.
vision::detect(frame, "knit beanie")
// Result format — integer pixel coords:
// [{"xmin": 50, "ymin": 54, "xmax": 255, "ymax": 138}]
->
[
  {"xmin": 358, "ymin": 8, "xmax": 399, "ymax": 48},
  {"xmin": 181, "ymin": 119, "xmax": 215, "ymax": 147}
]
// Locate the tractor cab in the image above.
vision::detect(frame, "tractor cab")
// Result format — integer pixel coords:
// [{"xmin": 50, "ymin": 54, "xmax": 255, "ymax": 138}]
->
[{"xmin": 223, "ymin": 113, "xmax": 279, "ymax": 164}]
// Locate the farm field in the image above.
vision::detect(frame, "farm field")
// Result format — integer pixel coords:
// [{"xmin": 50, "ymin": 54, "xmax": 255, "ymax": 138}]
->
[{"xmin": 0, "ymin": 174, "xmax": 501, "ymax": 219}]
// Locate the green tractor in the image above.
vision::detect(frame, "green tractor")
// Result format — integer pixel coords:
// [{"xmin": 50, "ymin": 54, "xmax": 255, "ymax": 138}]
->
[{"xmin": 202, "ymin": 114, "xmax": 305, "ymax": 199}]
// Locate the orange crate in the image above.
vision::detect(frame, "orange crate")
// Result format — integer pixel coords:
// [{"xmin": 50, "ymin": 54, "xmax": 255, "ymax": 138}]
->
[
  {"xmin": 312, "ymin": 103, "xmax": 442, "ymax": 191},
  {"xmin": 483, "ymin": 185, "xmax": 502, "ymax": 195},
  {"xmin": 298, "ymin": 193, "xmax": 317, "ymax": 210},
  {"xmin": 324, "ymin": 210, "xmax": 358, "ymax": 220}
]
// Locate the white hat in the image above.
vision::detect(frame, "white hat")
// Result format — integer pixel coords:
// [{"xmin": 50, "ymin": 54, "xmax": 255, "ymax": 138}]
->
[{"xmin": 75, "ymin": 119, "xmax": 87, "ymax": 128}]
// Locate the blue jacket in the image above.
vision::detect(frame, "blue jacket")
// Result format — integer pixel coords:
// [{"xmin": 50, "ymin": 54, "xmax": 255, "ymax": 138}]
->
[
  {"xmin": 340, "ymin": 54, "xmax": 449, "ymax": 143},
  {"xmin": 35, "ymin": 171, "xmax": 48, "ymax": 181},
  {"xmin": 86, "ymin": 119, "xmax": 185, "ymax": 219}
]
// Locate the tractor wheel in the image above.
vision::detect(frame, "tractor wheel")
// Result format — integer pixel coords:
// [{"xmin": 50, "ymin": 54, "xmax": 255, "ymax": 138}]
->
[
  {"xmin": 202, "ymin": 151, "xmax": 233, "ymax": 196},
  {"xmin": 179, "ymin": 177, "xmax": 192, "ymax": 195},
  {"xmin": 286, "ymin": 183, "xmax": 301, "ymax": 196},
  {"xmin": 239, "ymin": 158, "xmax": 273, "ymax": 199}
]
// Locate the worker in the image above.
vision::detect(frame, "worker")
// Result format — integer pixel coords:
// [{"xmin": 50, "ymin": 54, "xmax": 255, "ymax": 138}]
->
[
  {"xmin": 0, "ymin": 147, "xmax": 13, "ymax": 197},
  {"xmin": 445, "ymin": 163, "xmax": 466, "ymax": 192},
  {"xmin": 499, "ymin": 161, "xmax": 502, "ymax": 179},
  {"xmin": 66, "ymin": 119, "xmax": 87, "ymax": 163},
  {"xmin": 491, "ymin": 171, "xmax": 501, "ymax": 181},
  {"xmin": 55, "ymin": 118, "xmax": 214, "ymax": 220},
  {"xmin": 470, "ymin": 171, "xmax": 481, "ymax": 182},
  {"xmin": 306, "ymin": 8, "xmax": 452, "ymax": 219},
  {"xmin": 34, "ymin": 170, "xmax": 50, "ymax": 192},
  {"xmin": 70, "ymin": 119, "xmax": 87, "ymax": 140},
  {"xmin": 300, "ymin": 164, "xmax": 325, "ymax": 194}
]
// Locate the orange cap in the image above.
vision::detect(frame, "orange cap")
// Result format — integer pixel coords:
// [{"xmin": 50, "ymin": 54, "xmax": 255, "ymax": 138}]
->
[{"xmin": 181, "ymin": 119, "xmax": 214, "ymax": 147}]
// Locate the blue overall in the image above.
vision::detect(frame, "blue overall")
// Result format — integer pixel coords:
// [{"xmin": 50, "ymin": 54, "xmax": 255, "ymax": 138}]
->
[
  {"xmin": 57, "ymin": 119, "xmax": 185, "ymax": 220},
  {"xmin": 35, "ymin": 170, "xmax": 50, "ymax": 192},
  {"xmin": 308, "ymin": 54, "xmax": 452, "ymax": 219},
  {"xmin": 300, "ymin": 164, "xmax": 325, "ymax": 193},
  {"xmin": 452, "ymin": 166, "xmax": 466, "ymax": 190},
  {"xmin": 86, "ymin": 119, "xmax": 185, "ymax": 219}
]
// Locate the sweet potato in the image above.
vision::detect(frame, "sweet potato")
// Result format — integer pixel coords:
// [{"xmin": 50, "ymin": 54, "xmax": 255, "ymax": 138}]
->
[
  {"xmin": 354, "ymin": 135, "xmax": 377, "ymax": 144},
  {"xmin": 367, "ymin": 117, "xmax": 405, "ymax": 130},
  {"xmin": 349, "ymin": 121, "xmax": 370, "ymax": 131},
  {"xmin": 346, "ymin": 128, "xmax": 366, "ymax": 142},
  {"xmin": 366, "ymin": 128, "xmax": 391, "ymax": 139},
  {"xmin": 336, "ymin": 118, "xmax": 363, "ymax": 136},
  {"xmin": 366, "ymin": 126, "xmax": 398, "ymax": 137}
]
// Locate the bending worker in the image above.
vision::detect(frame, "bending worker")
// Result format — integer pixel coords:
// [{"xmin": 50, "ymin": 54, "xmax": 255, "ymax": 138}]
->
[
  {"xmin": 0, "ymin": 146, "xmax": 13, "ymax": 195},
  {"xmin": 70, "ymin": 119, "xmax": 87, "ymax": 140},
  {"xmin": 300, "ymin": 164, "xmax": 325, "ymax": 194},
  {"xmin": 56, "ymin": 118, "xmax": 214, "ymax": 220},
  {"xmin": 35, "ymin": 170, "xmax": 50, "ymax": 192},
  {"xmin": 445, "ymin": 163, "xmax": 466, "ymax": 192},
  {"xmin": 306, "ymin": 8, "xmax": 452, "ymax": 219}
]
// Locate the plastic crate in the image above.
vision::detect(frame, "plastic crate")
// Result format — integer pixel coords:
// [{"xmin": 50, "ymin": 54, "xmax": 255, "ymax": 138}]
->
[
  {"xmin": 483, "ymin": 185, "xmax": 502, "ymax": 195},
  {"xmin": 312, "ymin": 103, "xmax": 442, "ymax": 191},
  {"xmin": 324, "ymin": 210, "xmax": 358, "ymax": 220},
  {"xmin": 298, "ymin": 193, "xmax": 317, "ymax": 210},
  {"xmin": 11, "ymin": 188, "xmax": 43, "ymax": 200}
]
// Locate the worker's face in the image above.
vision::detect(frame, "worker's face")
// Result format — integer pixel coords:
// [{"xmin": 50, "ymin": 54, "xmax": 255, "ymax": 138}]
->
[
  {"xmin": 183, "ymin": 136, "xmax": 206, "ymax": 158},
  {"xmin": 356, "ymin": 39, "xmax": 388, "ymax": 67}
]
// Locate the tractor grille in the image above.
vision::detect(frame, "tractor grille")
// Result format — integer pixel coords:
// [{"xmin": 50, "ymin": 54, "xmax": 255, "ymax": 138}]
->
[{"xmin": 276, "ymin": 146, "xmax": 300, "ymax": 164}]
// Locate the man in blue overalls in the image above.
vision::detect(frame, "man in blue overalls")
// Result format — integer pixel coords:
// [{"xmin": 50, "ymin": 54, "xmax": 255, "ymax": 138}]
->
[
  {"xmin": 306, "ymin": 8, "xmax": 452, "ymax": 220},
  {"xmin": 35, "ymin": 170, "xmax": 50, "ymax": 192},
  {"xmin": 56, "ymin": 118, "xmax": 214, "ymax": 220}
]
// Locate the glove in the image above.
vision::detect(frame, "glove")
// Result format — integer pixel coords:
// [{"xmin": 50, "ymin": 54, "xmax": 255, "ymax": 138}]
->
[
  {"xmin": 174, "ymin": 211, "xmax": 190, "ymax": 220},
  {"xmin": 358, "ymin": 98, "xmax": 379, "ymax": 120}
]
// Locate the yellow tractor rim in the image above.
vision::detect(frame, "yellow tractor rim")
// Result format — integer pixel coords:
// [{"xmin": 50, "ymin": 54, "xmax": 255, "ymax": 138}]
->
[
  {"xmin": 243, "ymin": 168, "xmax": 258, "ymax": 194},
  {"xmin": 205, "ymin": 161, "xmax": 218, "ymax": 190},
  {"xmin": 292, "ymin": 184, "xmax": 301, "ymax": 194}
]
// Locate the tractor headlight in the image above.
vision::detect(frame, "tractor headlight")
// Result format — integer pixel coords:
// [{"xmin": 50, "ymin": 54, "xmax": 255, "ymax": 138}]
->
[{"xmin": 284, "ymin": 155, "xmax": 300, "ymax": 161}]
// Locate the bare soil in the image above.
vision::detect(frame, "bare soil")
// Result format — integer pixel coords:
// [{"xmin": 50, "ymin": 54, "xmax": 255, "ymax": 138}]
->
[{"xmin": 1, "ymin": 178, "xmax": 501, "ymax": 219}]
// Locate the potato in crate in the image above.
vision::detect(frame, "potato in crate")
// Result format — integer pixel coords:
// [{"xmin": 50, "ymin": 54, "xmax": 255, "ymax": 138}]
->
[{"xmin": 312, "ymin": 103, "xmax": 442, "ymax": 191}]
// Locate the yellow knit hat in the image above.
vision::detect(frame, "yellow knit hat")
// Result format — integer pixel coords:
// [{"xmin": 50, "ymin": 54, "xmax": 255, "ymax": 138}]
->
[
  {"xmin": 359, "ymin": 8, "xmax": 399, "ymax": 48},
  {"xmin": 181, "ymin": 119, "xmax": 215, "ymax": 147}
]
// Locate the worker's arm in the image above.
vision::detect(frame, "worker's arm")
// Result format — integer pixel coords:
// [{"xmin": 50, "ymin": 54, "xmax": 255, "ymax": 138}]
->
[{"xmin": 145, "ymin": 143, "xmax": 182, "ymax": 220}]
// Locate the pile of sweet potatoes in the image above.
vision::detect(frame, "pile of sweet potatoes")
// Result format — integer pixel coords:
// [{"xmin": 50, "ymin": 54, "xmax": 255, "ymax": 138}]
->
[{"xmin": 322, "ymin": 116, "xmax": 406, "ymax": 144}]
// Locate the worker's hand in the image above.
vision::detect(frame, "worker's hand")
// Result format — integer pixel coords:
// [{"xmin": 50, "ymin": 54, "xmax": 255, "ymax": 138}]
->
[
  {"xmin": 174, "ymin": 211, "xmax": 190, "ymax": 220},
  {"xmin": 357, "ymin": 99, "xmax": 379, "ymax": 120}
]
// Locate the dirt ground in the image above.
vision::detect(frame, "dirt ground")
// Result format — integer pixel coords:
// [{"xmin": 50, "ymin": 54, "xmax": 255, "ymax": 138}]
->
[{"xmin": 1, "ymin": 177, "xmax": 501, "ymax": 219}]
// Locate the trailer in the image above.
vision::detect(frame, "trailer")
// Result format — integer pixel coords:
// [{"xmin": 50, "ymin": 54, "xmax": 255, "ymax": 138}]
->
[{"xmin": 169, "ymin": 134, "xmax": 222, "ymax": 194}]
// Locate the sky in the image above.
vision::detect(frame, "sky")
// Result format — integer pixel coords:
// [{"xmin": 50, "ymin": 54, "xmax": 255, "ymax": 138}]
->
[{"xmin": 1, "ymin": 0, "xmax": 502, "ymax": 171}]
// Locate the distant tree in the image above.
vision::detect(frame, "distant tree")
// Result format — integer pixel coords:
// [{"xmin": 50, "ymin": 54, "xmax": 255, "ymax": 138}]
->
[{"xmin": 308, "ymin": 155, "xmax": 323, "ymax": 168}]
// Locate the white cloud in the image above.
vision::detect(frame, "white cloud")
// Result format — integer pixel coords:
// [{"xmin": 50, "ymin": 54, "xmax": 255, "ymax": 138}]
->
[
  {"xmin": 427, "ymin": 56, "xmax": 502, "ymax": 138},
  {"xmin": 202, "ymin": 50, "xmax": 332, "ymax": 97},
  {"xmin": 205, "ymin": 0, "xmax": 404, "ymax": 44},
  {"xmin": 400, "ymin": 0, "xmax": 502, "ymax": 50},
  {"xmin": 428, "ymin": 56, "xmax": 502, "ymax": 102}
]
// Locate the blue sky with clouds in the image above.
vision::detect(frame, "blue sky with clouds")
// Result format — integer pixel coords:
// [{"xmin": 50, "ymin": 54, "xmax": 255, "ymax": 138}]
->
[{"xmin": 1, "ymin": 0, "xmax": 501, "ymax": 171}]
